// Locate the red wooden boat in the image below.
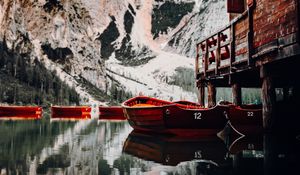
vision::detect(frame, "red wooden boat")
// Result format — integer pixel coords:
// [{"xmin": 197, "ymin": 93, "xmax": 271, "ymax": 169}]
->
[
  {"xmin": 0, "ymin": 106, "xmax": 42, "ymax": 119},
  {"xmin": 122, "ymin": 96, "xmax": 229, "ymax": 137},
  {"xmin": 123, "ymin": 131, "xmax": 228, "ymax": 166},
  {"xmin": 99, "ymin": 106, "xmax": 125, "ymax": 120},
  {"xmin": 226, "ymin": 104, "xmax": 263, "ymax": 135},
  {"xmin": 51, "ymin": 106, "xmax": 91, "ymax": 119}
]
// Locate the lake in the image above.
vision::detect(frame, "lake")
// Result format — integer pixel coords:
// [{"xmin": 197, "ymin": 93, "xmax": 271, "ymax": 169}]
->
[{"xmin": 0, "ymin": 110, "xmax": 299, "ymax": 175}]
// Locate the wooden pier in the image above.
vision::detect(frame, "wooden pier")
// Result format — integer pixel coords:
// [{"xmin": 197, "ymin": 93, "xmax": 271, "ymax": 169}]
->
[{"xmin": 195, "ymin": 0, "xmax": 300, "ymax": 133}]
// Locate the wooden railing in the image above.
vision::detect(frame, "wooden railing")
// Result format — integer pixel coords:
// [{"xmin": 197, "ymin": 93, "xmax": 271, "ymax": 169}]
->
[{"xmin": 195, "ymin": 10, "xmax": 249, "ymax": 79}]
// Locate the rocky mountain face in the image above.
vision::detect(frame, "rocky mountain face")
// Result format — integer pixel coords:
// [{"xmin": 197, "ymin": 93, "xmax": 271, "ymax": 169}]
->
[
  {"xmin": 0, "ymin": 0, "xmax": 227, "ymax": 105},
  {"xmin": 164, "ymin": 0, "xmax": 228, "ymax": 58}
]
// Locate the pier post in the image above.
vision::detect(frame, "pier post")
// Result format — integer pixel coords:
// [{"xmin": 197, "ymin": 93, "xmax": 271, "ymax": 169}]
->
[
  {"xmin": 207, "ymin": 82, "xmax": 216, "ymax": 108},
  {"xmin": 260, "ymin": 66, "xmax": 276, "ymax": 131},
  {"xmin": 232, "ymin": 83, "xmax": 242, "ymax": 106},
  {"xmin": 198, "ymin": 82, "xmax": 205, "ymax": 107}
]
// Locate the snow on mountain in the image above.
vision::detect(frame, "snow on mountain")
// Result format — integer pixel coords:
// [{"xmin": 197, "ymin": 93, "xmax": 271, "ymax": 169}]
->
[{"xmin": 106, "ymin": 50, "xmax": 196, "ymax": 102}]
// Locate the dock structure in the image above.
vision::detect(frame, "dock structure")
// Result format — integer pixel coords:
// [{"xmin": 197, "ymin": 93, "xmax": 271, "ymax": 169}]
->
[{"xmin": 195, "ymin": 0, "xmax": 300, "ymax": 132}]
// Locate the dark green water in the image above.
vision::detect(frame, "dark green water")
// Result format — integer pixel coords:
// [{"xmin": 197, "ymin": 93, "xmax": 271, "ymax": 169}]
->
[{"xmin": 0, "ymin": 111, "xmax": 299, "ymax": 175}]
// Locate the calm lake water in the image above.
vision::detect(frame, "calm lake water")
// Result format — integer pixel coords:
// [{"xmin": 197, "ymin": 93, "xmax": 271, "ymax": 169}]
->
[{"xmin": 0, "ymin": 109, "xmax": 299, "ymax": 175}]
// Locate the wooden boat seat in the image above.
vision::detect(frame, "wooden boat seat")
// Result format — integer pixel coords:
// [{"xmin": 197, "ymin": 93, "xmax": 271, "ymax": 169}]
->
[{"xmin": 132, "ymin": 104, "xmax": 156, "ymax": 107}]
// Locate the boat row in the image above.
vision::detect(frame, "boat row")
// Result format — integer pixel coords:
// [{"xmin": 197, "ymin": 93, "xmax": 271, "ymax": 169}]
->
[
  {"xmin": 0, "ymin": 106, "xmax": 91, "ymax": 120},
  {"xmin": 0, "ymin": 105, "xmax": 120, "ymax": 120},
  {"xmin": 121, "ymin": 96, "xmax": 262, "ymax": 136},
  {"xmin": 1, "ymin": 96, "xmax": 262, "ymax": 136}
]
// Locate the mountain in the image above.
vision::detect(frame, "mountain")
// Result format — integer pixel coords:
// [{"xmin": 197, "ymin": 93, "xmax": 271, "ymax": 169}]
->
[{"xmin": 0, "ymin": 0, "xmax": 228, "ymax": 105}]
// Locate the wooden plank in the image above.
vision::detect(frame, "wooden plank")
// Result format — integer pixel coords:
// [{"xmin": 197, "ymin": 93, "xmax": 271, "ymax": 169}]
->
[
  {"xmin": 230, "ymin": 24, "xmax": 235, "ymax": 72},
  {"xmin": 204, "ymin": 39, "xmax": 209, "ymax": 77},
  {"xmin": 195, "ymin": 45, "xmax": 199, "ymax": 77},
  {"xmin": 278, "ymin": 33, "xmax": 297, "ymax": 47},
  {"xmin": 273, "ymin": 43, "xmax": 300, "ymax": 62},
  {"xmin": 215, "ymin": 33, "xmax": 221, "ymax": 75},
  {"xmin": 227, "ymin": 0, "xmax": 245, "ymax": 13},
  {"xmin": 247, "ymin": 6, "xmax": 254, "ymax": 66}
]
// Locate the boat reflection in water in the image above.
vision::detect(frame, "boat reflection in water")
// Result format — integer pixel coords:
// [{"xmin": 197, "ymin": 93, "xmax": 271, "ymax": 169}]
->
[
  {"xmin": 0, "ymin": 114, "xmax": 42, "ymax": 120},
  {"xmin": 50, "ymin": 114, "xmax": 91, "ymax": 121},
  {"xmin": 123, "ymin": 130, "xmax": 300, "ymax": 175},
  {"xmin": 123, "ymin": 131, "xmax": 229, "ymax": 167}
]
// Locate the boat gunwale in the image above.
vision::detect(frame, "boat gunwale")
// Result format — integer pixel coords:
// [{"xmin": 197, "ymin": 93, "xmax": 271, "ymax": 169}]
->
[
  {"xmin": 51, "ymin": 106, "xmax": 91, "ymax": 108},
  {"xmin": 233, "ymin": 106, "xmax": 262, "ymax": 112},
  {"xmin": 121, "ymin": 96, "xmax": 224, "ymax": 111}
]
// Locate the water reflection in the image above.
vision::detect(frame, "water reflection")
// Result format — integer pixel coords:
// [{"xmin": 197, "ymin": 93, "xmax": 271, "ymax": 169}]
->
[
  {"xmin": 0, "ymin": 110, "xmax": 132, "ymax": 174},
  {"xmin": 0, "ymin": 109, "xmax": 299, "ymax": 175},
  {"xmin": 123, "ymin": 131, "xmax": 228, "ymax": 166}
]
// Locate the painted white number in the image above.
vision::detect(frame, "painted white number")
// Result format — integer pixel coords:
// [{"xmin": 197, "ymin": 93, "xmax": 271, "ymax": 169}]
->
[
  {"xmin": 248, "ymin": 143, "xmax": 255, "ymax": 150},
  {"xmin": 194, "ymin": 112, "xmax": 202, "ymax": 119},
  {"xmin": 247, "ymin": 112, "xmax": 254, "ymax": 117},
  {"xmin": 195, "ymin": 150, "xmax": 202, "ymax": 159}
]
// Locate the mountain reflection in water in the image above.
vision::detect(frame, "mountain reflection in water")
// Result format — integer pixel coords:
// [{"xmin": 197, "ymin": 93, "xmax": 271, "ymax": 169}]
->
[{"xmin": 0, "ymin": 112, "xmax": 299, "ymax": 175}]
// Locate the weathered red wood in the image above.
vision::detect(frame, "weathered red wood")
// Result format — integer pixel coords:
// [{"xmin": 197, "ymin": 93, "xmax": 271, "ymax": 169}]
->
[
  {"xmin": 230, "ymin": 24, "xmax": 235, "ymax": 70},
  {"xmin": 227, "ymin": 0, "xmax": 245, "ymax": 13},
  {"xmin": 204, "ymin": 39, "xmax": 209, "ymax": 77}
]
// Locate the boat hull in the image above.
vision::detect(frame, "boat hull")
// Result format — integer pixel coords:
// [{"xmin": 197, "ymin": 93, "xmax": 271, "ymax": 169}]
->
[
  {"xmin": 122, "ymin": 96, "xmax": 229, "ymax": 136},
  {"xmin": 51, "ymin": 106, "xmax": 91, "ymax": 119},
  {"xmin": 99, "ymin": 106, "xmax": 125, "ymax": 120},
  {"xmin": 227, "ymin": 105, "xmax": 263, "ymax": 135},
  {"xmin": 0, "ymin": 106, "xmax": 42, "ymax": 119}
]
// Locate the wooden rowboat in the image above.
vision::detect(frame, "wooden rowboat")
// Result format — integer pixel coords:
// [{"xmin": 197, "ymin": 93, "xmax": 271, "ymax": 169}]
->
[
  {"xmin": 51, "ymin": 106, "xmax": 91, "ymax": 119},
  {"xmin": 226, "ymin": 104, "xmax": 263, "ymax": 135},
  {"xmin": 123, "ymin": 131, "xmax": 228, "ymax": 166},
  {"xmin": 99, "ymin": 106, "xmax": 125, "ymax": 120},
  {"xmin": 122, "ymin": 96, "xmax": 229, "ymax": 137},
  {"xmin": 0, "ymin": 106, "xmax": 42, "ymax": 119}
]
